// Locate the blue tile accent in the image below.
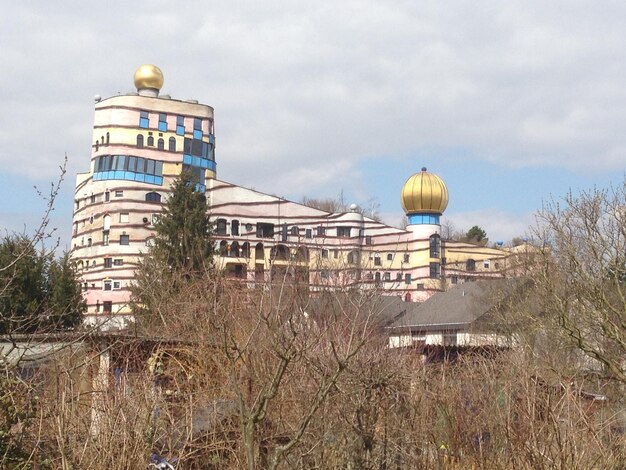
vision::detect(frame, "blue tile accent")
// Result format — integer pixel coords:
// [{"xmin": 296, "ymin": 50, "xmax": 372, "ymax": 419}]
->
[{"xmin": 407, "ymin": 213, "xmax": 440, "ymax": 225}]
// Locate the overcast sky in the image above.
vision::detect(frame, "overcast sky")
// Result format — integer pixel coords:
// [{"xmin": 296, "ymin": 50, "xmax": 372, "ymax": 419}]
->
[{"xmin": 1, "ymin": 1, "xmax": 625, "ymax": 247}]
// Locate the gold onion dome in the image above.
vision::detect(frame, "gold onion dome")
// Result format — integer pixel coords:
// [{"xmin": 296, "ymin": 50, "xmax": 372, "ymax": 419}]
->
[
  {"xmin": 134, "ymin": 64, "xmax": 164, "ymax": 91},
  {"xmin": 401, "ymin": 167, "xmax": 449, "ymax": 215}
]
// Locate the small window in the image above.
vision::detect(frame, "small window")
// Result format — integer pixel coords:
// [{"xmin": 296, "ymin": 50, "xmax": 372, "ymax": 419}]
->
[
  {"xmin": 137, "ymin": 134, "xmax": 144, "ymax": 148},
  {"xmin": 87, "ymin": 237, "xmax": 92, "ymax": 247},
  {"xmin": 384, "ymin": 272, "xmax": 391, "ymax": 281},
  {"xmin": 333, "ymin": 249, "xmax": 339, "ymax": 259},
  {"xmin": 429, "ymin": 234, "xmax": 441, "ymax": 258},
  {"xmin": 90, "ymin": 216, "xmax": 94, "ymax": 224},
  {"xmin": 365, "ymin": 235, "xmax": 372, "ymax": 245},
  {"xmin": 305, "ymin": 229, "xmax": 312, "ymax": 239},
  {"xmin": 290, "ymin": 226, "xmax": 298, "ymax": 236},
  {"xmin": 103, "ymin": 280, "xmax": 112, "ymax": 291},
  {"xmin": 405, "ymin": 273, "xmax": 412, "ymax": 285},
  {"xmin": 216, "ymin": 219, "xmax": 227, "ymax": 235},
  {"xmin": 232, "ymin": 220, "xmax": 240, "ymax": 236},
  {"xmin": 416, "ymin": 283, "xmax": 425, "ymax": 291},
  {"xmin": 321, "ymin": 269, "xmax": 330, "ymax": 279},
  {"xmin": 106, "ymin": 132, "xmax": 110, "ymax": 144},
  {"xmin": 90, "ymin": 195, "xmax": 96, "ymax": 204},
  {"xmin": 451, "ymin": 275, "xmax": 458, "ymax": 285},
  {"xmin": 113, "ymin": 258, "xmax": 123, "ymax": 266},
  {"xmin": 104, "ymin": 257, "xmax": 112, "ymax": 268},
  {"xmin": 396, "ymin": 272, "xmax": 403, "ymax": 281},
  {"xmin": 158, "ymin": 113, "xmax": 167, "ymax": 132},
  {"xmin": 157, "ymin": 138, "xmax": 164, "ymax": 150},
  {"xmin": 113, "ymin": 281, "xmax": 122, "ymax": 289},
  {"xmin": 281, "ymin": 224, "xmax": 288, "ymax": 242},
  {"xmin": 103, "ymin": 301, "xmax": 112, "ymax": 313},
  {"xmin": 147, "ymin": 135, "xmax": 154, "ymax": 146},
  {"xmin": 321, "ymin": 249, "xmax": 329, "ymax": 259},
  {"xmin": 102, "ymin": 231, "xmax": 109, "ymax": 246},
  {"xmin": 483, "ymin": 259, "xmax": 491, "ymax": 269},
  {"xmin": 115, "ymin": 190, "xmax": 123, "ymax": 197},
  {"xmin": 256, "ymin": 223, "xmax": 274, "ymax": 238},
  {"xmin": 403, "ymin": 254, "xmax": 410, "ymax": 263},
  {"xmin": 347, "ymin": 251, "xmax": 359, "ymax": 264},
  {"xmin": 374, "ymin": 255, "xmax": 381, "ymax": 266},
  {"xmin": 139, "ymin": 111, "xmax": 149, "ymax": 128},
  {"xmin": 168, "ymin": 137, "xmax": 176, "ymax": 152},
  {"xmin": 337, "ymin": 227, "xmax": 351, "ymax": 238},
  {"xmin": 104, "ymin": 191, "xmax": 110, "ymax": 202},
  {"xmin": 316, "ymin": 226, "xmax": 325, "ymax": 237},
  {"xmin": 430, "ymin": 262, "xmax": 441, "ymax": 279},
  {"xmin": 145, "ymin": 192, "xmax": 161, "ymax": 203},
  {"xmin": 467, "ymin": 259, "xmax": 476, "ymax": 272},
  {"xmin": 387, "ymin": 253, "xmax": 393, "ymax": 261},
  {"xmin": 120, "ymin": 235, "xmax": 129, "ymax": 245},
  {"xmin": 119, "ymin": 213, "xmax": 129, "ymax": 223}
]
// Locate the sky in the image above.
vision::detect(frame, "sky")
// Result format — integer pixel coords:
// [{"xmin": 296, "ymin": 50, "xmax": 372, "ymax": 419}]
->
[{"xmin": 2, "ymin": 1, "xmax": 626, "ymax": 249}]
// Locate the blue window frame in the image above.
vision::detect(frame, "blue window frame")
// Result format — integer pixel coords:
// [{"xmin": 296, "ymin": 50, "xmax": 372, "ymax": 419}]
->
[
  {"xmin": 193, "ymin": 117, "xmax": 202, "ymax": 139},
  {"xmin": 158, "ymin": 113, "xmax": 167, "ymax": 132},
  {"xmin": 176, "ymin": 115, "xmax": 185, "ymax": 136},
  {"xmin": 139, "ymin": 111, "xmax": 149, "ymax": 129}
]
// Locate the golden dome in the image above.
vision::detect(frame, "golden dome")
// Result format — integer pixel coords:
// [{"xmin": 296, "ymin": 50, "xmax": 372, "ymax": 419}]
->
[
  {"xmin": 401, "ymin": 167, "xmax": 449, "ymax": 215},
  {"xmin": 133, "ymin": 64, "xmax": 164, "ymax": 90}
]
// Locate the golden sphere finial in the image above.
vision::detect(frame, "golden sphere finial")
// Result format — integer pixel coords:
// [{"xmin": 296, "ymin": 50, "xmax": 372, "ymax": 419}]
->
[
  {"xmin": 401, "ymin": 167, "xmax": 449, "ymax": 215},
  {"xmin": 134, "ymin": 64, "xmax": 164, "ymax": 91}
]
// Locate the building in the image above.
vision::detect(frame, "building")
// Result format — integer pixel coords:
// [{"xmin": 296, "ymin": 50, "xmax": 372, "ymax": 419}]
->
[{"xmin": 71, "ymin": 65, "xmax": 528, "ymax": 328}]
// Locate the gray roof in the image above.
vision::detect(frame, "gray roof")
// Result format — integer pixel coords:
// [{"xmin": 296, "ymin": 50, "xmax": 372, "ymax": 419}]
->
[{"xmin": 387, "ymin": 279, "xmax": 527, "ymax": 332}]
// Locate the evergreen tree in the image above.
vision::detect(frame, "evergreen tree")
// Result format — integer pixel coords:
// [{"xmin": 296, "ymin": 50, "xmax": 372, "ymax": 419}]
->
[
  {"xmin": 465, "ymin": 225, "xmax": 488, "ymax": 244},
  {"xmin": 0, "ymin": 237, "xmax": 84, "ymax": 334},
  {"xmin": 153, "ymin": 171, "xmax": 213, "ymax": 273}
]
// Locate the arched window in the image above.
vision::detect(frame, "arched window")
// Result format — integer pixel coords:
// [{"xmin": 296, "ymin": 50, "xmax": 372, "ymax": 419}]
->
[
  {"xmin": 231, "ymin": 219, "xmax": 240, "ymax": 236},
  {"xmin": 137, "ymin": 134, "xmax": 144, "ymax": 148},
  {"xmin": 219, "ymin": 240, "xmax": 228, "ymax": 256},
  {"xmin": 466, "ymin": 259, "xmax": 476, "ymax": 272},
  {"xmin": 168, "ymin": 137, "xmax": 176, "ymax": 152},
  {"xmin": 271, "ymin": 244, "xmax": 289, "ymax": 261},
  {"xmin": 147, "ymin": 135, "xmax": 154, "ymax": 146},
  {"xmin": 106, "ymin": 132, "xmax": 110, "ymax": 144},
  {"xmin": 145, "ymin": 192, "xmax": 161, "ymax": 203},
  {"xmin": 347, "ymin": 250, "xmax": 359, "ymax": 264},
  {"xmin": 103, "ymin": 214, "xmax": 111, "ymax": 231},
  {"xmin": 404, "ymin": 293, "xmax": 411, "ymax": 302},
  {"xmin": 216, "ymin": 218, "xmax": 227, "ymax": 235},
  {"xmin": 429, "ymin": 234, "xmax": 441, "ymax": 258},
  {"xmin": 290, "ymin": 226, "xmax": 299, "ymax": 236},
  {"xmin": 231, "ymin": 241, "xmax": 240, "ymax": 257},
  {"xmin": 242, "ymin": 242, "xmax": 250, "ymax": 258},
  {"xmin": 157, "ymin": 138, "xmax": 164, "ymax": 150},
  {"xmin": 255, "ymin": 243, "xmax": 264, "ymax": 260}
]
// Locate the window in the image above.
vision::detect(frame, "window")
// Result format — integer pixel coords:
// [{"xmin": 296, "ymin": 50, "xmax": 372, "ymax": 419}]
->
[
  {"xmin": 333, "ymin": 249, "xmax": 339, "ymax": 259},
  {"xmin": 430, "ymin": 262, "xmax": 441, "ymax": 279},
  {"xmin": 316, "ymin": 226, "xmax": 326, "ymax": 237},
  {"xmin": 281, "ymin": 224, "xmax": 288, "ymax": 242},
  {"xmin": 387, "ymin": 253, "xmax": 393, "ymax": 261},
  {"xmin": 375, "ymin": 272, "xmax": 381, "ymax": 285},
  {"xmin": 216, "ymin": 219, "xmax": 227, "ymax": 235},
  {"xmin": 102, "ymin": 230, "xmax": 109, "ymax": 246},
  {"xmin": 90, "ymin": 216, "xmax": 94, "ymax": 224},
  {"xmin": 483, "ymin": 259, "xmax": 491, "ymax": 269},
  {"xmin": 120, "ymin": 234, "xmax": 129, "ymax": 245},
  {"xmin": 305, "ymin": 229, "xmax": 312, "ymax": 239},
  {"xmin": 347, "ymin": 251, "xmax": 359, "ymax": 264},
  {"xmin": 106, "ymin": 132, "xmax": 110, "ymax": 144},
  {"xmin": 104, "ymin": 257, "xmax": 112, "ymax": 268},
  {"xmin": 405, "ymin": 273, "xmax": 412, "ymax": 285},
  {"xmin": 115, "ymin": 190, "xmax": 123, "ymax": 197},
  {"xmin": 147, "ymin": 135, "xmax": 154, "ymax": 146},
  {"xmin": 103, "ymin": 280, "xmax": 112, "ymax": 291},
  {"xmin": 451, "ymin": 275, "xmax": 458, "ymax": 285},
  {"xmin": 429, "ymin": 234, "xmax": 441, "ymax": 258},
  {"xmin": 374, "ymin": 255, "xmax": 381, "ymax": 266},
  {"xmin": 113, "ymin": 281, "xmax": 122, "ymax": 289},
  {"xmin": 321, "ymin": 269, "xmax": 330, "ymax": 279},
  {"xmin": 139, "ymin": 111, "xmax": 149, "ymax": 128},
  {"xmin": 416, "ymin": 283, "xmax": 425, "ymax": 290},
  {"xmin": 365, "ymin": 235, "xmax": 372, "ymax": 245},
  {"xmin": 384, "ymin": 272, "xmax": 391, "ymax": 281},
  {"xmin": 321, "ymin": 249, "xmax": 329, "ymax": 259},
  {"xmin": 176, "ymin": 115, "xmax": 185, "ymax": 135},
  {"xmin": 396, "ymin": 272, "xmax": 403, "ymax": 281},
  {"xmin": 103, "ymin": 301, "xmax": 112, "ymax": 314},
  {"xmin": 337, "ymin": 227, "xmax": 351, "ymax": 237},
  {"xmin": 119, "ymin": 213, "xmax": 129, "ymax": 223},
  {"xmin": 256, "ymin": 223, "xmax": 275, "ymax": 238},
  {"xmin": 113, "ymin": 258, "xmax": 123, "ymax": 266},
  {"xmin": 158, "ymin": 113, "xmax": 167, "ymax": 132},
  {"xmin": 403, "ymin": 254, "xmax": 410, "ymax": 263},
  {"xmin": 157, "ymin": 138, "xmax": 164, "ymax": 150},
  {"xmin": 168, "ymin": 137, "xmax": 176, "ymax": 152},
  {"xmin": 466, "ymin": 259, "xmax": 476, "ymax": 272},
  {"xmin": 87, "ymin": 237, "xmax": 92, "ymax": 247},
  {"xmin": 290, "ymin": 226, "xmax": 298, "ymax": 236},
  {"xmin": 137, "ymin": 134, "xmax": 144, "ymax": 148},
  {"xmin": 232, "ymin": 220, "xmax": 240, "ymax": 236},
  {"xmin": 193, "ymin": 117, "xmax": 202, "ymax": 139},
  {"xmin": 145, "ymin": 192, "xmax": 161, "ymax": 203},
  {"xmin": 90, "ymin": 195, "xmax": 96, "ymax": 204}
]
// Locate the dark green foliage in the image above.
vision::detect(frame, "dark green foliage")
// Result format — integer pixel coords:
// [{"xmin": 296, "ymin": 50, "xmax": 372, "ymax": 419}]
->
[
  {"xmin": 0, "ymin": 236, "xmax": 84, "ymax": 334},
  {"xmin": 153, "ymin": 171, "xmax": 213, "ymax": 273},
  {"xmin": 465, "ymin": 225, "xmax": 487, "ymax": 244}
]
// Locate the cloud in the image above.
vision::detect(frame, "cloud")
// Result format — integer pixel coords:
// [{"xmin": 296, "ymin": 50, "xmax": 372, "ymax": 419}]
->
[
  {"xmin": 446, "ymin": 209, "xmax": 535, "ymax": 244},
  {"xmin": 1, "ymin": 0, "xmax": 626, "ymax": 201}
]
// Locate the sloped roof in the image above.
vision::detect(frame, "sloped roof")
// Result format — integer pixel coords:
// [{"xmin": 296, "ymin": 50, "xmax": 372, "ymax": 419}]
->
[{"xmin": 387, "ymin": 279, "xmax": 527, "ymax": 332}]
